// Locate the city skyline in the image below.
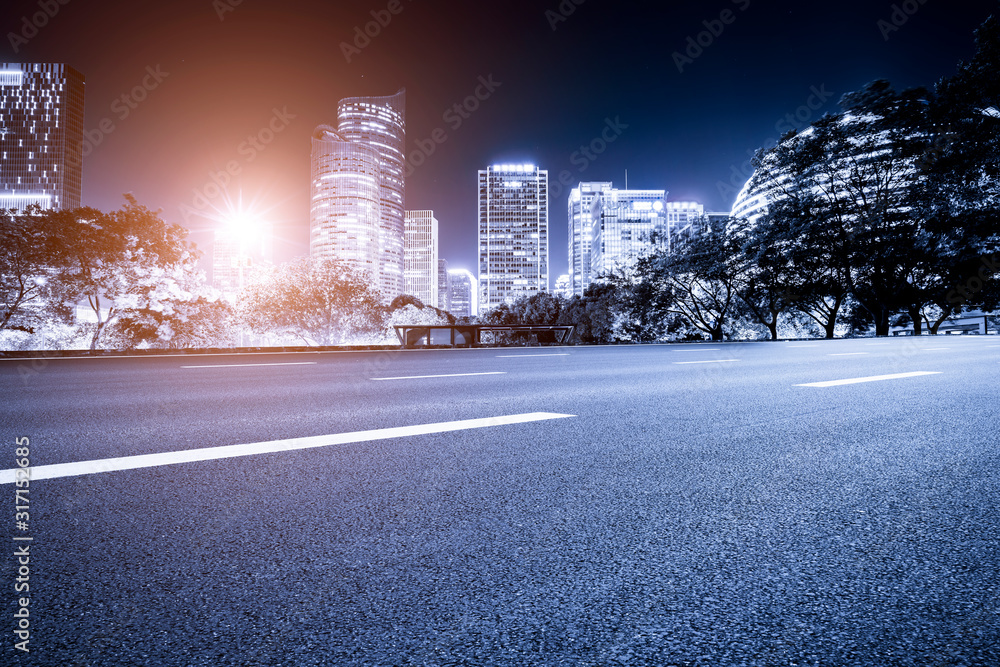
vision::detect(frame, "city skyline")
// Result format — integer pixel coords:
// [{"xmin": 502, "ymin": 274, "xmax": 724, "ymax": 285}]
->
[{"xmin": 0, "ymin": 1, "xmax": 995, "ymax": 281}]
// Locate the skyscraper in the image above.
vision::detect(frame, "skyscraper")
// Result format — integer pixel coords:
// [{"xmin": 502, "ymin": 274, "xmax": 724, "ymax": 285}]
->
[
  {"xmin": 310, "ymin": 125, "xmax": 382, "ymax": 278},
  {"xmin": 336, "ymin": 89, "xmax": 406, "ymax": 298},
  {"xmin": 447, "ymin": 268, "xmax": 477, "ymax": 318},
  {"xmin": 568, "ymin": 181, "xmax": 612, "ymax": 296},
  {"xmin": 310, "ymin": 89, "xmax": 405, "ymax": 299},
  {"xmin": 437, "ymin": 259, "xmax": 450, "ymax": 311},
  {"xmin": 403, "ymin": 210, "xmax": 438, "ymax": 306},
  {"xmin": 478, "ymin": 164, "xmax": 549, "ymax": 311},
  {"xmin": 590, "ymin": 188, "xmax": 669, "ymax": 280},
  {"xmin": 568, "ymin": 181, "xmax": 711, "ymax": 295},
  {"xmin": 0, "ymin": 63, "xmax": 85, "ymax": 211}
]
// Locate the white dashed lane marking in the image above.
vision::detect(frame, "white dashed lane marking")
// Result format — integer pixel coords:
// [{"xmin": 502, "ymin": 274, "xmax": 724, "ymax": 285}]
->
[
  {"xmin": 795, "ymin": 371, "xmax": 942, "ymax": 388},
  {"xmin": 673, "ymin": 360, "xmax": 740, "ymax": 365},
  {"xmin": 0, "ymin": 413, "xmax": 575, "ymax": 484},
  {"xmin": 181, "ymin": 362, "xmax": 318, "ymax": 369},
  {"xmin": 496, "ymin": 354, "xmax": 570, "ymax": 358},
  {"xmin": 372, "ymin": 372, "xmax": 506, "ymax": 381}
]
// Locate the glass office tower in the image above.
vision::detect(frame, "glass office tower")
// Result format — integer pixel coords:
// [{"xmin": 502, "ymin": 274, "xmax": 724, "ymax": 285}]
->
[
  {"xmin": 310, "ymin": 125, "xmax": 382, "ymax": 280},
  {"xmin": 336, "ymin": 89, "xmax": 406, "ymax": 298},
  {"xmin": 0, "ymin": 63, "xmax": 85, "ymax": 210},
  {"xmin": 478, "ymin": 164, "xmax": 549, "ymax": 312}
]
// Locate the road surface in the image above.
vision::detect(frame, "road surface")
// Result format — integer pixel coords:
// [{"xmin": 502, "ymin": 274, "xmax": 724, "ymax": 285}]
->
[{"xmin": 1, "ymin": 337, "xmax": 998, "ymax": 665}]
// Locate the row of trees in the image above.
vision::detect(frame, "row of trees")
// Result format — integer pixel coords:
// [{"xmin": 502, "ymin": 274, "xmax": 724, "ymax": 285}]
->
[
  {"xmin": 729, "ymin": 16, "xmax": 1000, "ymax": 338},
  {"xmin": 1, "ymin": 200, "xmax": 452, "ymax": 351},
  {"xmin": 0, "ymin": 196, "xmax": 219, "ymax": 350},
  {"xmin": 482, "ymin": 15, "xmax": 1000, "ymax": 341}
]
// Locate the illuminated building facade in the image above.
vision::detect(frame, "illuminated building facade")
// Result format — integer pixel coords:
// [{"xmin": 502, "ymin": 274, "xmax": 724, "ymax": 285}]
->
[
  {"xmin": 447, "ymin": 268, "xmax": 477, "ymax": 318},
  {"xmin": 336, "ymin": 89, "xmax": 406, "ymax": 298},
  {"xmin": 568, "ymin": 181, "xmax": 611, "ymax": 296},
  {"xmin": 568, "ymin": 181, "xmax": 712, "ymax": 295},
  {"xmin": 309, "ymin": 125, "xmax": 382, "ymax": 280},
  {"xmin": 403, "ymin": 210, "xmax": 438, "ymax": 306},
  {"xmin": 590, "ymin": 188, "xmax": 669, "ymax": 279},
  {"xmin": 437, "ymin": 259, "xmax": 450, "ymax": 311},
  {"xmin": 478, "ymin": 164, "xmax": 549, "ymax": 311},
  {"xmin": 0, "ymin": 63, "xmax": 85, "ymax": 211}
]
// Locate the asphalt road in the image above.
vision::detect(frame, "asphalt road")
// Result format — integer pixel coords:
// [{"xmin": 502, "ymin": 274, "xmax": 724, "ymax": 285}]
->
[{"xmin": 2, "ymin": 337, "xmax": 998, "ymax": 666}]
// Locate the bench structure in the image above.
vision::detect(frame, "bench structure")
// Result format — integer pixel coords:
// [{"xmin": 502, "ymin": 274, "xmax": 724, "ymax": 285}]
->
[{"xmin": 393, "ymin": 325, "xmax": 574, "ymax": 348}]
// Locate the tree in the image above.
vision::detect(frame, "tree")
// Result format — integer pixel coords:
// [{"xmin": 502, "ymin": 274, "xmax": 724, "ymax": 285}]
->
[
  {"xmin": 1, "ymin": 208, "xmax": 47, "ymax": 332},
  {"xmin": 647, "ymin": 224, "xmax": 743, "ymax": 341},
  {"xmin": 237, "ymin": 256, "xmax": 385, "ymax": 346},
  {"xmin": 915, "ymin": 14, "xmax": 1000, "ymax": 330},
  {"xmin": 730, "ymin": 211, "xmax": 804, "ymax": 340},
  {"xmin": 603, "ymin": 261, "xmax": 674, "ymax": 343},
  {"xmin": 558, "ymin": 282, "xmax": 622, "ymax": 344},
  {"xmin": 740, "ymin": 81, "xmax": 952, "ymax": 336},
  {"xmin": 47, "ymin": 196, "xmax": 195, "ymax": 350},
  {"xmin": 109, "ymin": 289, "xmax": 237, "ymax": 350},
  {"xmin": 741, "ymin": 136, "xmax": 853, "ymax": 339}
]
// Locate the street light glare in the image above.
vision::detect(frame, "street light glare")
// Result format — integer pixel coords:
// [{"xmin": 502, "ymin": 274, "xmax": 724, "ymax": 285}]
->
[{"xmin": 224, "ymin": 205, "xmax": 265, "ymax": 242}]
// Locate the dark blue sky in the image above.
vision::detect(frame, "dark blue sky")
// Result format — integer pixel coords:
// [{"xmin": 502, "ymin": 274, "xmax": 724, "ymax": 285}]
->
[{"xmin": 2, "ymin": 0, "xmax": 996, "ymax": 282}]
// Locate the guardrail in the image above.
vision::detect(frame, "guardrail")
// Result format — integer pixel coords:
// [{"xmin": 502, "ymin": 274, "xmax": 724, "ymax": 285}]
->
[
  {"xmin": 891, "ymin": 314, "xmax": 998, "ymax": 336},
  {"xmin": 393, "ymin": 325, "xmax": 575, "ymax": 348}
]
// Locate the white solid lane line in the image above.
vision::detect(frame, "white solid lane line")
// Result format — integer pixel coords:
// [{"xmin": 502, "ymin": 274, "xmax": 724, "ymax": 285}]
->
[
  {"xmin": 921, "ymin": 348, "xmax": 950, "ymax": 351},
  {"xmin": 787, "ymin": 345, "xmax": 820, "ymax": 348},
  {"xmin": 673, "ymin": 359, "xmax": 739, "ymax": 365},
  {"xmin": 0, "ymin": 412, "xmax": 576, "ymax": 484},
  {"xmin": 496, "ymin": 354, "xmax": 570, "ymax": 358},
  {"xmin": 795, "ymin": 371, "xmax": 942, "ymax": 388},
  {"xmin": 372, "ymin": 372, "xmax": 506, "ymax": 380},
  {"xmin": 672, "ymin": 349, "xmax": 723, "ymax": 352},
  {"xmin": 181, "ymin": 362, "xmax": 318, "ymax": 368},
  {"xmin": 828, "ymin": 353, "xmax": 869, "ymax": 356}
]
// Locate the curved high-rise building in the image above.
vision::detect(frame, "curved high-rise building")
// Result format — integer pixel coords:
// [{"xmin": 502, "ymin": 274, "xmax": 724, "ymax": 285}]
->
[
  {"xmin": 309, "ymin": 125, "xmax": 382, "ymax": 278},
  {"xmin": 335, "ymin": 89, "xmax": 406, "ymax": 298}
]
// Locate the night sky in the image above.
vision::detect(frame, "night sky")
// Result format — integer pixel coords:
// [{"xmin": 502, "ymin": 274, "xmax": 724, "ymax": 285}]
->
[{"xmin": 2, "ymin": 0, "xmax": 996, "ymax": 283}]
